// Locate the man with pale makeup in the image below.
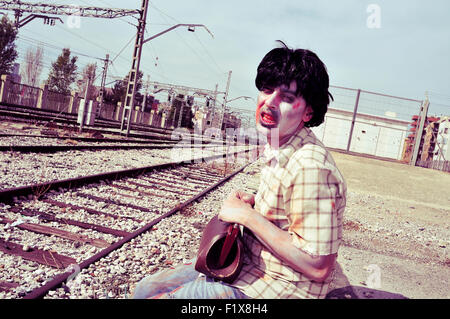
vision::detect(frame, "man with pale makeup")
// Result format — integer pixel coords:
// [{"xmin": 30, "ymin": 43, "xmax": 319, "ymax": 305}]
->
[
  {"xmin": 133, "ymin": 41, "xmax": 346, "ymax": 299},
  {"xmin": 219, "ymin": 41, "xmax": 347, "ymax": 298}
]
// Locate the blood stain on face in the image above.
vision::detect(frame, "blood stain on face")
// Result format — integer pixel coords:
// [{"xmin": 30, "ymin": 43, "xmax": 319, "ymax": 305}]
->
[
  {"xmin": 255, "ymin": 99, "xmax": 265, "ymax": 124},
  {"xmin": 292, "ymin": 101, "xmax": 302, "ymax": 110}
]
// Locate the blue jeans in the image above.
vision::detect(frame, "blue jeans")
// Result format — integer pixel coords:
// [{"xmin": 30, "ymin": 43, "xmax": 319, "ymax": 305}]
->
[{"xmin": 132, "ymin": 259, "xmax": 248, "ymax": 299}]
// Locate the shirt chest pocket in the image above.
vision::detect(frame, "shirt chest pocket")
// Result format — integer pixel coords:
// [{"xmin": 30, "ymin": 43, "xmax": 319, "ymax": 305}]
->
[{"xmin": 259, "ymin": 171, "xmax": 286, "ymax": 216}]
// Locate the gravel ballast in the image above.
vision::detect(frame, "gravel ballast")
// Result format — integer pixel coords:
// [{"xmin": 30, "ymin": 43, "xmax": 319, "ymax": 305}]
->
[{"xmin": 1, "ymin": 122, "xmax": 449, "ymax": 299}]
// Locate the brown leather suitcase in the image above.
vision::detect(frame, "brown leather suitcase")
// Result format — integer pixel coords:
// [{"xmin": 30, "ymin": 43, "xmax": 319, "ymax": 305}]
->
[{"xmin": 195, "ymin": 215, "xmax": 244, "ymax": 284}]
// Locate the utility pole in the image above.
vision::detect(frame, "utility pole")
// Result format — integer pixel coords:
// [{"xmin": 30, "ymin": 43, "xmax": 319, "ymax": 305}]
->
[
  {"xmin": 96, "ymin": 53, "xmax": 110, "ymax": 120},
  {"xmin": 211, "ymin": 84, "xmax": 218, "ymax": 127},
  {"xmin": 410, "ymin": 94, "xmax": 430, "ymax": 166},
  {"xmin": 142, "ymin": 74, "xmax": 150, "ymax": 112},
  {"xmin": 79, "ymin": 74, "xmax": 92, "ymax": 133},
  {"xmin": 219, "ymin": 71, "xmax": 232, "ymax": 132},
  {"xmin": 177, "ymin": 98, "xmax": 184, "ymax": 128},
  {"xmin": 120, "ymin": 0, "xmax": 149, "ymax": 136},
  {"xmin": 346, "ymin": 89, "xmax": 361, "ymax": 152}
]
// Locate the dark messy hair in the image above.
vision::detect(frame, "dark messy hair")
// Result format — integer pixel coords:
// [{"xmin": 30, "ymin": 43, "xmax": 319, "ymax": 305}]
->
[{"xmin": 255, "ymin": 40, "xmax": 333, "ymax": 127}]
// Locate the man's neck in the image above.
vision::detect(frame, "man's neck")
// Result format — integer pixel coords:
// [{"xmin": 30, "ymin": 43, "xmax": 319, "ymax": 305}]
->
[{"xmin": 266, "ymin": 124, "xmax": 304, "ymax": 149}]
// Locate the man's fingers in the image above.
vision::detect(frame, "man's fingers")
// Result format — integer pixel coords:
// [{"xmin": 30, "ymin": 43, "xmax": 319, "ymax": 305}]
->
[{"xmin": 235, "ymin": 190, "xmax": 255, "ymax": 206}]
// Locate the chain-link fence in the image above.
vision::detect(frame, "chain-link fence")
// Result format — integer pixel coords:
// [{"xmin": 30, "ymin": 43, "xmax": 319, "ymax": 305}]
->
[
  {"xmin": 3, "ymin": 74, "xmax": 444, "ymax": 169},
  {"xmin": 310, "ymin": 86, "xmax": 423, "ymax": 162}
]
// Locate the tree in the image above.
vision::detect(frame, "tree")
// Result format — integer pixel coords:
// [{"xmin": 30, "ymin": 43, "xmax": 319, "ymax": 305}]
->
[
  {"xmin": 21, "ymin": 46, "xmax": 44, "ymax": 87},
  {"xmin": 0, "ymin": 16, "xmax": 18, "ymax": 75},
  {"xmin": 76, "ymin": 63, "xmax": 97, "ymax": 99},
  {"xmin": 110, "ymin": 70, "xmax": 143, "ymax": 104},
  {"xmin": 46, "ymin": 48, "xmax": 78, "ymax": 94}
]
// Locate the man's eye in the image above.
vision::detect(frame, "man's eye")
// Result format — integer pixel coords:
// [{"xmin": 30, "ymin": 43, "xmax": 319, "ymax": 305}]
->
[
  {"xmin": 283, "ymin": 95, "xmax": 295, "ymax": 103},
  {"xmin": 262, "ymin": 88, "xmax": 274, "ymax": 94}
]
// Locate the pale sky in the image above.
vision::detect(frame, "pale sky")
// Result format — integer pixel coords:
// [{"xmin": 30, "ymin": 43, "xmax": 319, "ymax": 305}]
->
[{"xmin": 5, "ymin": 0, "xmax": 450, "ymax": 119}]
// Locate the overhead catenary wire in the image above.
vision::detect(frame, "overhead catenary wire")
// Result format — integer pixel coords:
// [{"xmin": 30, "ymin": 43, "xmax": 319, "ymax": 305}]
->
[
  {"xmin": 9, "ymin": 0, "xmax": 230, "ymax": 98},
  {"xmin": 144, "ymin": 1, "xmax": 228, "ymax": 86}
]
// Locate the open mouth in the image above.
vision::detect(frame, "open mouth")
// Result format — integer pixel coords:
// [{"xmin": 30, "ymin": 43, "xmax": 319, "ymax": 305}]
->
[{"xmin": 260, "ymin": 111, "xmax": 277, "ymax": 126}]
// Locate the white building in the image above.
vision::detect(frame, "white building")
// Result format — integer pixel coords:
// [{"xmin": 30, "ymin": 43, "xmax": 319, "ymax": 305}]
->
[
  {"xmin": 311, "ymin": 108, "xmax": 410, "ymax": 160},
  {"xmin": 433, "ymin": 117, "xmax": 450, "ymax": 162}
]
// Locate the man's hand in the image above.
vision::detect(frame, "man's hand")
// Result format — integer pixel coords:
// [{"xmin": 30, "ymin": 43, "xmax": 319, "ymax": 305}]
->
[
  {"xmin": 235, "ymin": 190, "xmax": 255, "ymax": 207},
  {"xmin": 218, "ymin": 191, "xmax": 335, "ymax": 283},
  {"xmin": 218, "ymin": 190, "xmax": 255, "ymax": 226}
]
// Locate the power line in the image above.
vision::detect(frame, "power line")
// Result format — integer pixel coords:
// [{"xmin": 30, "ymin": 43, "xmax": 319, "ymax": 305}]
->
[
  {"xmin": 429, "ymin": 91, "xmax": 450, "ymax": 100},
  {"xmin": 17, "ymin": 33, "xmax": 104, "ymax": 61},
  {"xmin": 54, "ymin": 24, "xmax": 111, "ymax": 57},
  {"xmin": 145, "ymin": 1, "xmax": 224, "ymax": 82},
  {"xmin": 110, "ymin": 34, "xmax": 135, "ymax": 64}
]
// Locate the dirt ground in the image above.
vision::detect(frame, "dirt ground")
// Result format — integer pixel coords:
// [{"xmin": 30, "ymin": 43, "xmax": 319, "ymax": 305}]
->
[
  {"xmin": 326, "ymin": 151, "xmax": 450, "ymax": 299},
  {"xmin": 1, "ymin": 120, "xmax": 448, "ymax": 299}
]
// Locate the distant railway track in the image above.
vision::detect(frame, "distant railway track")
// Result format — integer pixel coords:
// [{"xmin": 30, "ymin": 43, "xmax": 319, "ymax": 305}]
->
[
  {"xmin": 0, "ymin": 101, "xmax": 173, "ymax": 138},
  {"xmin": 0, "ymin": 101, "xmax": 228, "ymax": 145},
  {"xmin": 0, "ymin": 143, "xmax": 223, "ymax": 153},
  {"xmin": 0, "ymin": 102, "xmax": 236, "ymax": 148},
  {"xmin": 0, "ymin": 145, "xmax": 216, "ymax": 153},
  {"xmin": 0, "ymin": 147, "xmax": 260, "ymax": 299}
]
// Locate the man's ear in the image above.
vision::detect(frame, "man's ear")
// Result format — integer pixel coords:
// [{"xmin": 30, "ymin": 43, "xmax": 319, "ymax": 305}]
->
[{"xmin": 303, "ymin": 105, "xmax": 313, "ymax": 123}]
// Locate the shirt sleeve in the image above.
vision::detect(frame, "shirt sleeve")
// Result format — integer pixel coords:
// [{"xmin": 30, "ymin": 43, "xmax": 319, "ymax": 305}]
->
[{"xmin": 284, "ymin": 164, "xmax": 342, "ymax": 256}]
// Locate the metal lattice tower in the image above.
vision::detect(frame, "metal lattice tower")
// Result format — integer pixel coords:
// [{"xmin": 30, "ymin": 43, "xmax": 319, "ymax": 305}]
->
[
  {"xmin": 0, "ymin": 1, "xmax": 140, "ymax": 27},
  {"xmin": 119, "ymin": 0, "xmax": 149, "ymax": 135}
]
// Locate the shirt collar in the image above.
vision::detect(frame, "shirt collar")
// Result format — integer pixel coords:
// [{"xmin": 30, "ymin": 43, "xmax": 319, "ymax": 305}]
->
[{"xmin": 263, "ymin": 127, "xmax": 311, "ymax": 168}]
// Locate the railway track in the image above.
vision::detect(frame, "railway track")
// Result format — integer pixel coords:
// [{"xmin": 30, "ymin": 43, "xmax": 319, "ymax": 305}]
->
[
  {"xmin": 0, "ymin": 132, "xmax": 228, "ymax": 153},
  {"xmin": 0, "ymin": 147, "xmax": 261, "ymax": 299},
  {"xmin": 0, "ymin": 101, "xmax": 174, "ymax": 137},
  {"xmin": 0, "ymin": 143, "xmax": 223, "ymax": 153}
]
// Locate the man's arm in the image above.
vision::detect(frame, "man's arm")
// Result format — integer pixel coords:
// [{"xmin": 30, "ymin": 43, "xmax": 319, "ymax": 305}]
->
[{"xmin": 219, "ymin": 190, "xmax": 335, "ymax": 282}]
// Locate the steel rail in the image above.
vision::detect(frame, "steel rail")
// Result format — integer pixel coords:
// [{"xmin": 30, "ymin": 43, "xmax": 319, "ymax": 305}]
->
[
  {"xmin": 0, "ymin": 102, "xmax": 175, "ymax": 138},
  {"xmin": 22, "ymin": 153, "xmax": 257, "ymax": 299},
  {"xmin": 0, "ymin": 102, "xmax": 238, "ymax": 146},
  {"xmin": 0, "ymin": 148, "xmax": 255, "ymax": 203},
  {"xmin": 0, "ymin": 143, "xmax": 222, "ymax": 153},
  {"xmin": 0, "ymin": 133, "xmax": 178, "ymax": 144}
]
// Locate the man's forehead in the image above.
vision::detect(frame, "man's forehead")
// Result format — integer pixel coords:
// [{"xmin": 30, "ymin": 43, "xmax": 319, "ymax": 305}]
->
[{"xmin": 278, "ymin": 81, "xmax": 298, "ymax": 94}]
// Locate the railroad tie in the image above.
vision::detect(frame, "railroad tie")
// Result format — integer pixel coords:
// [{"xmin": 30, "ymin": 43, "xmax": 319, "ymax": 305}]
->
[
  {"xmin": 0, "ymin": 216, "xmax": 109, "ymax": 248},
  {"xmin": 42, "ymin": 198, "xmax": 142, "ymax": 223},
  {"xmin": 8, "ymin": 206, "xmax": 130, "ymax": 238},
  {"xmin": 0, "ymin": 281, "xmax": 20, "ymax": 293},
  {"xmin": 0, "ymin": 238, "xmax": 76, "ymax": 269},
  {"xmin": 76, "ymin": 192, "xmax": 163, "ymax": 212},
  {"xmin": 128, "ymin": 179, "xmax": 198, "ymax": 195}
]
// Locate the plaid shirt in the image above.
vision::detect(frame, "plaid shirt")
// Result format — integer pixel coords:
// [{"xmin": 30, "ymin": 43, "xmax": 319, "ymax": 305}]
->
[{"xmin": 231, "ymin": 127, "xmax": 347, "ymax": 298}]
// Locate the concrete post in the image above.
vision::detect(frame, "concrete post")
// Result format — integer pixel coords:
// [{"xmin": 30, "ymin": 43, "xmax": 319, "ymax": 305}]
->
[
  {"xmin": 36, "ymin": 84, "xmax": 48, "ymax": 109},
  {"xmin": 68, "ymin": 91, "xmax": 79, "ymax": 114},
  {"xmin": 115, "ymin": 102, "xmax": 123, "ymax": 122},
  {"xmin": 0, "ymin": 75, "xmax": 11, "ymax": 103},
  {"xmin": 86, "ymin": 101, "xmax": 98, "ymax": 125},
  {"xmin": 149, "ymin": 110, "xmax": 154, "ymax": 126},
  {"xmin": 161, "ymin": 112, "xmax": 166, "ymax": 128},
  {"xmin": 133, "ymin": 106, "xmax": 140, "ymax": 123},
  {"xmin": 77, "ymin": 98, "xmax": 86, "ymax": 126}
]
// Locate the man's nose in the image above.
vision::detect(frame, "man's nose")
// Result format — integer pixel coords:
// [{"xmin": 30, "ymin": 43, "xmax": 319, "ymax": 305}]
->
[{"xmin": 265, "ymin": 90, "xmax": 281, "ymax": 109}]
